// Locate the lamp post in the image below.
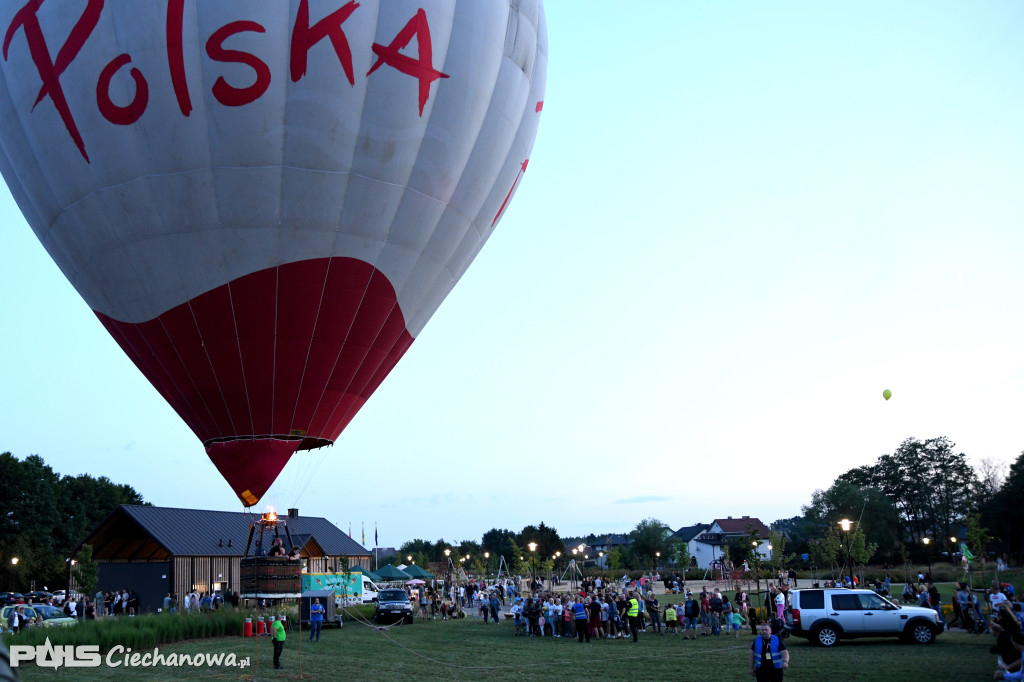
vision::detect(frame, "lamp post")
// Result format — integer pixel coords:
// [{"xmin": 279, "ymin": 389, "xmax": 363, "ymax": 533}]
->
[
  {"xmin": 949, "ymin": 537, "xmax": 957, "ymax": 566},
  {"xmin": 10, "ymin": 557, "xmax": 18, "ymax": 591},
  {"xmin": 484, "ymin": 552, "xmax": 490, "ymax": 578},
  {"xmin": 839, "ymin": 519, "xmax": 853, "ymax": 586},
  {"xmin": 528, "ymin": 542, "xmax": 538, "ymax": 594},
  {"xmin": 922, "ymin": 537, "xmax": 932, "ymax": 580},
  {"xmin": 444, "ymin": 548, "xmax": 452, "ymax": 599},
  {"xmin": 751, "ymin": 541, "xmax": 761, "ymax": 605}
]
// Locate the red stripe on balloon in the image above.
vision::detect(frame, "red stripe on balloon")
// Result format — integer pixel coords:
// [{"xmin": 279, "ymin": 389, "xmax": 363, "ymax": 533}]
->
[
  {"xmin": 491, "ymin": 158, "xmax": 529, "ymax": 227},
  {"xmin": 96, "ymin": 257, "xmax": 414, "ymax": 506}
]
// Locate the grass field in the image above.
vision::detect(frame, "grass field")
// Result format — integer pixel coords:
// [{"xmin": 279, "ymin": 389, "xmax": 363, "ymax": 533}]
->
[{"xmin": 11, "ymin": 608, "xmax": 999, "ymax": 681}]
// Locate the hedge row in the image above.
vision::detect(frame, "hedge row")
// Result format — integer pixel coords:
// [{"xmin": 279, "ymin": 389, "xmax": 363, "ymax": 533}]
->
[{"xmin": 0, "ymin": 608, "xmax": 293, "ymax": 653}]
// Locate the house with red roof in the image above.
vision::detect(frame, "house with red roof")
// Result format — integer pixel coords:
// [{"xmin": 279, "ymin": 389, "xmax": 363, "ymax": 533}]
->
[{"xmin": 687, "ymin": 516, "xmax": 774, "ymax": 570}]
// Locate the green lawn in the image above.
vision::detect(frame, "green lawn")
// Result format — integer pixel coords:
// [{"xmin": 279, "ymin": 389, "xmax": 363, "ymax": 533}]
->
[{"xmin": 11, "ymin": 611, "xmax": 998, "ymax": 681}]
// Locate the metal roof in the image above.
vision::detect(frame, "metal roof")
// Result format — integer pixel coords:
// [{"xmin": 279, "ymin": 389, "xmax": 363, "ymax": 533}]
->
[
  {"xmin": 672, "ymin": 524, "xmax": 710, "ymax": 543},
  {"xmin": 85, "ymin": 505, "xmax": 369, "ymax": 559}
]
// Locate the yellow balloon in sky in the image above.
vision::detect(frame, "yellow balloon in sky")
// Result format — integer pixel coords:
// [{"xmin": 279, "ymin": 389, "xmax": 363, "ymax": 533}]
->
[{"xmin": 883, "ymin": 389, "xmax": 892, "ymax": 401}]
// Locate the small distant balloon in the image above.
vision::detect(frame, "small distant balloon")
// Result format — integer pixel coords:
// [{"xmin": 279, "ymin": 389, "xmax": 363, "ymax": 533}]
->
[{"xmin": 883, "ymin": 389, "xmax": 892, "ymax": 401}]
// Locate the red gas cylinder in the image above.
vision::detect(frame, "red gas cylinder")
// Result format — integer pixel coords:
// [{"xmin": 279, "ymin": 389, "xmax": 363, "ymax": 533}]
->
[
  {"xmin": 256, "ymin": 617, "xmax": 266, "ymax": 635},
  {"xmin": 243, "ymin": 618, "xmax": 253, "ymax": 637}
]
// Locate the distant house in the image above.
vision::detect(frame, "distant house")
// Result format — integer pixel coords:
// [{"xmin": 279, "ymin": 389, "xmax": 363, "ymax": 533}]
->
[
  {"xmin": 564, "ymin": 534, "xmax": 630, "ymax": 570},
  {"xmin": 77, "ymin": 505, "xmax": 370, "ymax": 612},
  {"xmin": 671, "ymin": 524, "xmax": 710, "ymax": 567},
  {"xmin": 688, "ymin": 516, "xmax": 773, "ymax": 569}
]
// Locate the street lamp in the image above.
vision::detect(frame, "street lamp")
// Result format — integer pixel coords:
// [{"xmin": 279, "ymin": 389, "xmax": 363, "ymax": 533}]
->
[
  {"xmin": 10, "ymin": 557, "xmax": 18, "ymax": 591},
  {"xmin": 751, "ymin": 541, "xmax": 762, "ymax": 604},
  {"xmin": 922, "ymin": 537, "xmax": 932, "ymax": 579},
  {"xmin": 655, "ymin": 551, "xmax": 660, "ymax": 576},
  {"xmin": 528, "ymin": 542, "xmax": 538, "ymax": 593},
  {"xmin": 839, "ymin": 519, "xmax": 853, "ymax": 585},
  {"xmin": 444, "ymin": 548, "xmax": 452, "ymax": 597},
  {"xmin": 949, "ymin": 537, "xmax": 957, "ymax": 566}
]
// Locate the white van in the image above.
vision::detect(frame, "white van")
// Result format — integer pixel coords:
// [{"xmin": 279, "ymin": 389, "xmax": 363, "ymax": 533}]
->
[{"xmin": 359, "ymin": 575, "xmax": 380, "ymax": 603}]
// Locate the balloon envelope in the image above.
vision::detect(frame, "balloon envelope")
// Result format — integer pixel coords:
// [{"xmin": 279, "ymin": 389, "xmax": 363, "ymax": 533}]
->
[
  {"xmin": 883, "ymin": 389, "xmax": 892, "ymax": 401},
  {"xmin": 0, "ymin": 0, "xmax": 547, "ymax": 505}
]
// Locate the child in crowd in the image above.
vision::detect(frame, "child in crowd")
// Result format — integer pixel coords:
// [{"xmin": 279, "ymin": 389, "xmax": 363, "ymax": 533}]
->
[
  {"xmin": 664, "ymin": 603, "xmax": 678, "ymax": 633},
  {"xmin": 711, "ymin": 611, "xmax": 722, "ymax": 636},
  {"xmin": 731, "ymin": 608, "xmax": 746, "ymax": 637}
]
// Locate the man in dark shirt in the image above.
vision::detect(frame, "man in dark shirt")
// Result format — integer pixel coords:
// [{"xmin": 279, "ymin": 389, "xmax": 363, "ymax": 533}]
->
[{"xmin": 750, "ymin": 622, "xmax": 789, "ymax": 680}]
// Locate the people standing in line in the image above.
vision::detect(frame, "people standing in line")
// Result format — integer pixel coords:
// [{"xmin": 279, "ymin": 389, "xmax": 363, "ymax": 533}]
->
[
  {"xmin": 750, "ymin": 621, "xmax": 789, "ymax": 681},
  {"xmin": 271, "ymin": 614, "xmax": 286, "ymax": 669},
  {"xmin": 683, "ymin": 591, "xmax": 700, "ymax": 639},
  {"xmin": 308, "ymin": 598, "xmax": 324, "ymax": 642},
  {"xmin": 489, "ymin": 592, "xmax": 501, "ymax": 624},
  {"xmin": 572, "ymin": 597, "xmax": 590, "ymax": 643},
  {"xmin": 646, "ymin": 592, "xmax": 662, "ymax": 634},
  {"xmin": 664, "ymin": 602, "xmax": 678, "ymax": 633},
  {"xmin": 626, "ymin": 591, "xmax": 640, "ymax": 642}
]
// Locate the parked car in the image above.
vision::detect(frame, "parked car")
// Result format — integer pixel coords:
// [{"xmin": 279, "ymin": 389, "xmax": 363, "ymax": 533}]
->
[
  {"xmin": 789, "ymin": 588, "xmax": 941, "ymax": 647},
  {"xmin": 51, "ymin": 590, "xmax": 66, "ymax": 604},
  {"xmin": 24, "ymin": 591, "xmax": 52, "ymax": 603},
  {"xmin": 373, "ymin": 589, "xmax": 413, "ymax": 625},
  {"xmin": 1, "ymin": 604, "xmax": 77, "ymax": 629},
  {"xmin": 0, "ymin": 593, "xmax": 25, "ymax": 606}
]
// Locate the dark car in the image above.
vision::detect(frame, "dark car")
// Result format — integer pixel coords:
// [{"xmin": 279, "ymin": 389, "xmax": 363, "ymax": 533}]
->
[
  {"xmin": 374, "ymin": 589, "xmax": 413, "ymax": 625},
  {"xmin": 24, "ymin": 591, "xmax": 52, "ymax": 603},
  {"xmin": 0, "ymin": 593, "xmax": 25, "ymax": 606}
]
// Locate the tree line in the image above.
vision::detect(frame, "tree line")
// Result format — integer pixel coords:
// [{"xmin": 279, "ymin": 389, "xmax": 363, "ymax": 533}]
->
[
  {"xmin": 394, "ymin": 436, "xmax": 1023, "ymax": 578},
  {"xmin": 778, "ymin": 436, "xmax": 1020, "ymax": 570},
  {"xmin": 0, "ymin": 452, "xmax": 146, "ymax": 591}
]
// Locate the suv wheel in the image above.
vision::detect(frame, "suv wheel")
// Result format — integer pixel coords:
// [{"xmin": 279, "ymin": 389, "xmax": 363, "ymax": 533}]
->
[
  {"xmin": 906, "ymin": 621, "xmax": 935, "ymax": 644},
  {"xmin": 813, "ymin": 624, "xmax": 839, "ymax": 647}
]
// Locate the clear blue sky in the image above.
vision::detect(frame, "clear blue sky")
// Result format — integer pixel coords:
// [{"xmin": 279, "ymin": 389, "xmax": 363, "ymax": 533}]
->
[{"xmin": 2, "ymin": 1, "xmax": 1022, "ymax": 549}]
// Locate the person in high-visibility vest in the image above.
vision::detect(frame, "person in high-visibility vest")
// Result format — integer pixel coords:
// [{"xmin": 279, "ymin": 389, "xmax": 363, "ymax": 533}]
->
[
  {"xmin": 749, "ymin": 622, "xmax": 789, "ymax": 680},
  {"xmin": 626, "ymin": 591, "xmax": 640, "ymax": 642},
  {"xmin": 271, "ymin": 615, "xmax": 287, "ymax": 670}
]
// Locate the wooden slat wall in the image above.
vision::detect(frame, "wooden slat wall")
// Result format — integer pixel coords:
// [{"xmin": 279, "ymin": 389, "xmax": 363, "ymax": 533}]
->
[{"xmin": 108, "ymin": 553, "xmax": 371, "ymax": 605}]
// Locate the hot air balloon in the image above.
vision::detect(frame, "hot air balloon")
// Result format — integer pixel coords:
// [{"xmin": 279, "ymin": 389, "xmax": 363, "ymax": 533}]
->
[
  {"xmin": 0, "ymin": 0, "xmax": 547, "ymax": 506},
  {"xmin": 883, "ymin": 389, "xmax": 892, "ymax": 401}
]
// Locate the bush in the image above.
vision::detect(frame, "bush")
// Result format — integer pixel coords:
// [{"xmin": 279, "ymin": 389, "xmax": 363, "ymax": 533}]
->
[{"xmin": 0, "ymin": 609, "xmax": 249, "ymax": 653}]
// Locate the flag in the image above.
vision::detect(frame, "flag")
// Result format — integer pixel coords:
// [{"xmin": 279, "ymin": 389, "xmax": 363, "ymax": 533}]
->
[
  {"xmin": 348, "ymin": 522, "xmax": 351, "ymax": 538},
  {"xmin": 375, "ymin": 524, "xmax": 378, "ymax": 547},
  {"xmin": 362, "ymin": 522, "xmax": 365, "ymax": 546},
  {"xmin": 961, "ymin": 542, "xmax": 974, "ymax": 562}
]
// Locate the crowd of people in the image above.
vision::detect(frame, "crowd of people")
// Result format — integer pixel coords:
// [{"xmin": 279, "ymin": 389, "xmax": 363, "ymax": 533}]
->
[{"xmin": 4, "ymin": 589, "xmax": 143, "ymax": 633}]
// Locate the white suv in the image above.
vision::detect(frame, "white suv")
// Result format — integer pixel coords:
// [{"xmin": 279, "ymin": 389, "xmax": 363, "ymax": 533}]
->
[{"xmin": 789, "ymin": 588, "xmax": 941, "ymax": 647}]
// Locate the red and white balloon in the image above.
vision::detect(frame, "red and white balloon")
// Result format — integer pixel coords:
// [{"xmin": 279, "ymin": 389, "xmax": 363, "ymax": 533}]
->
[{"xmin": 0, "ymin": 0, "xmax": 547, "ymax": 505}]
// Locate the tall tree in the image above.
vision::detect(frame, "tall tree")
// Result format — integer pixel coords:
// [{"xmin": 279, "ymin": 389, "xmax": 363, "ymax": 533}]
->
[
  {"xmin": 629, "ymin": 518, "xmax": 671, "ymax": 571},
  {"xmin": 0, "ymin": 452, "xmax": 145, "ymax": 590},
  {"xmin": 982, "ymin": 450, "xmax": 1024, "ymax": 562},
  {"xmin": 516, "ymin": 522, "xmax": 563, "ymax": 563},
  {"xmin": 837, "ymin": 437, "xmax": 978, "ymax": 551},
  {"xmin": 802, "ymin": 480, "xmax": 901, "ymax": 561}
]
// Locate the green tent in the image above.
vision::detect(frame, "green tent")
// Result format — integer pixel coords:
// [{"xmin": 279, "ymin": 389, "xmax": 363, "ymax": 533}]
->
[
  {"xmin": 374, "ymin": 564, "xmax": 413, "ymax": 581},
  {"xmin": 402, "ymin": 564, "xmax": 434, "ymax": 580},
  {"xmin": 350, "ymin": 565, "xmax": 381, "ymax": 581}
]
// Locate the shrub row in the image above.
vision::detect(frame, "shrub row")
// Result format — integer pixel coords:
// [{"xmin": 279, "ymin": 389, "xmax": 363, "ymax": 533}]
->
[{"xmin": 0, "ymin": 608, "xmax": 284, "ymax": 653}]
